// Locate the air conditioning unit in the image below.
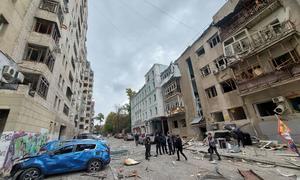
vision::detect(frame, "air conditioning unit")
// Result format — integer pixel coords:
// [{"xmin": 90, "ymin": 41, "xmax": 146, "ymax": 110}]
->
[
  {"xmin": 219, "ymin": 65, "xmax": 227, "ymax": 70},
  {"xmin": 212, "ymin": 69, "xmax": 219, "ymax": 75},
  {"xmin": 15, "ymin": 71, "xmax": 24, "ymax": 83},
  {"xmin": 2, "ymin": 65, "xmax": 17, "ymax": 83},
  {"xmin": 272, "ymin": 96, "xmax": 285, "ymax": 103}
]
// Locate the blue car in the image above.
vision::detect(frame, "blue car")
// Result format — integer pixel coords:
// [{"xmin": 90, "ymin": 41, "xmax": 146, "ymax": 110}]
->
[{"xmin": 11, "ymin": 139, "xmax": 110, "ymax": 180}]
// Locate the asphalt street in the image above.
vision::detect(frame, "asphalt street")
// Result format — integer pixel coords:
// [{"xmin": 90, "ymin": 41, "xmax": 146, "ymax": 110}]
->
[{"xmin": 46, "ymin": 138, "xmax": 299, "ymax": 180}]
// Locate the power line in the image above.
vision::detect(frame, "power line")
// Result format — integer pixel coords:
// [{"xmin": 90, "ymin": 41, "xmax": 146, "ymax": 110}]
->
[{"xmin": 142, "ymin": 0, "xmax": 198, "ymax": 32}]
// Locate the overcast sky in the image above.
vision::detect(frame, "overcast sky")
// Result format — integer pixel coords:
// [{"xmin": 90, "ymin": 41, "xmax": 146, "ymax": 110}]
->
[{"xmin": 86, "ymin": 0, "xmax": 225, "ymax": 118}]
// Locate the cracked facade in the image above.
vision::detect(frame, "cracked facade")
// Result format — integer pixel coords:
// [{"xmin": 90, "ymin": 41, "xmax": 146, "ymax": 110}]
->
[{"xmin": 0, "ymin": 0, "xmax": 94, "ymax": 139}]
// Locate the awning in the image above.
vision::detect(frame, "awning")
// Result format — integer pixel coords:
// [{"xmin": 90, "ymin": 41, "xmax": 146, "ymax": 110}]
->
[{"xmin": 190, "ymin": 116, "xmax": 203, "ymax": 125}]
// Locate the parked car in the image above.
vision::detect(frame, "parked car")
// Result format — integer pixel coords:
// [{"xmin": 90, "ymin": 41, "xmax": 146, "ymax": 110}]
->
[
  {"xmin": 11, "ymin": 139, "xmax": 110, "ymax": 179},
  {"xmin": 114, "ymin": 133, "xmax": 124, "ymax": 139},
  {"xmin": 74, "ymin": 133, "xmax": 102, "ymax": 140},
  {"xmin": 123, "ymin": 133, "xmax": 134, "ymax": 141},
  {"xmin": 138, "ymin": 133, "xmax": 155, "ymax": 145}
]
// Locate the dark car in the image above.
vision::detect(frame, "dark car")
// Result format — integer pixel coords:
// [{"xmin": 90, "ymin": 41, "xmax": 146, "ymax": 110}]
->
[
  {"xmin": 11, "ymin": 139, "xmax": 110, "ymax": 180},
  {"xmin": 114, "ymin": 133, "xmax": 124, "ymax": 139}
]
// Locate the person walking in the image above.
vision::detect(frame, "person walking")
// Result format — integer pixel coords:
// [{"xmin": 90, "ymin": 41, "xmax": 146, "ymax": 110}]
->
[
  {"xmin": 160, "ymin": 133, "xmax": 168, "ymax": 154},
  {"xmin": 154, "ymin": 133, "xmax": 162, "ymax": 155},
  {"xmin": 174, "ymin": 135, "xmax": 187, "ymax": 161},
  {"xmin": 204, "ymin": 132, "xmax": 221, "ymax": 161},
  {"xmin": 144, "ymin": 136, "xmax": 151, "ymax": 160},
  {"xmin": 167, "ymin": 134, "xmax": 173, "ymax": 155},
  {"xmin": 234, "ymin": 128, "xmax": 245, "ymax": 148},
  {"xmin": 134, "ymin": 133, "xmax": 139, "ymax": 146},
  {"xmin": 171, "ymin": 134, "xmax": 176, "ymax": 155}
]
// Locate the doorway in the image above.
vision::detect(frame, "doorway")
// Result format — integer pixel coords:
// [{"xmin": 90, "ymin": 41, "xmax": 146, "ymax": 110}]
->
[
  {"xmin": 0, "ymin": 109, "xmax": 9, "ymax": 134},
  {"xmin": 58, "ymin": 125, "xmax": 67, "ymax": 140}
]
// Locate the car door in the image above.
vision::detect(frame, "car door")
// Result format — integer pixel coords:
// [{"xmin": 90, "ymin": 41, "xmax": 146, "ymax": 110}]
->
[
  {"xmin": 70, "ymin": 144, "xmax": 96, "ymax": 170},
  {"xmin": 44, "ymin": 145, "xmax": 75, "ymax": 174}
]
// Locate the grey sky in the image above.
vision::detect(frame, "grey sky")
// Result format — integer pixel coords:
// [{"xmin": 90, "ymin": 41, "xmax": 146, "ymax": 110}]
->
[{"xmin": 87, "ymin": 0, "xmax": 225, "ymax": 117}]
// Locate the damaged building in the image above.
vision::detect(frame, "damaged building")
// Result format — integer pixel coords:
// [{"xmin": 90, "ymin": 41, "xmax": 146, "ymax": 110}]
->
[{"xmin": 0, "ymin": 0, "xmax": 93, "ymax": 139}]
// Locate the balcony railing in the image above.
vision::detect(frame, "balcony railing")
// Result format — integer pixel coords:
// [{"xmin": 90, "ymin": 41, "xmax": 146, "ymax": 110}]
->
[
  {"xmin": 224, "ymin": 20, "xmax": 296, "ymax": 59},
  {"xmin": 219, "ymin": 0, "xmax": 278, "ymax": 40}
]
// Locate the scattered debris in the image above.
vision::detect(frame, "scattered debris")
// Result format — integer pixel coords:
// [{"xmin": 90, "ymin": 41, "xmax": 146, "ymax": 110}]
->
[
  {"xmin": 124, "ymin": 158, "xmax": 140, "ymax": 166},
  {"xmin": 238, "ymin": 169, "xmax": 264, "ymax": 180},
  {"xmin": 80, "ymin": 173, "xmax": 107, "ymax": 179},
  {"xmin": 125, "ymin": 170, "xmax": 141, "ymax": 179},
  {"xmin": 276, "ymin": 168, "xmax": 297, "ymax": 177},
  {"xmin": 226, "ymin": 143, "xmax": 241, "ymax": 153},
  {"xmin": 256, "ymin": 162, "xmax": 276, "ymax": 168}
]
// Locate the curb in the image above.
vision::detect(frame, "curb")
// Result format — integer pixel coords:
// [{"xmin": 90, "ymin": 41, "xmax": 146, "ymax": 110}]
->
[{"xmin": 186, "ymin": 147, "xmax": 300, "ymax": 170}]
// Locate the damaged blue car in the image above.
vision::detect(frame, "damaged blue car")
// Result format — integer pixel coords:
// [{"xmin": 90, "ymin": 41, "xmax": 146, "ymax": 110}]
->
[{"xmin": 10, "ymin": 139, "xmax": 110, "ymax": 180}]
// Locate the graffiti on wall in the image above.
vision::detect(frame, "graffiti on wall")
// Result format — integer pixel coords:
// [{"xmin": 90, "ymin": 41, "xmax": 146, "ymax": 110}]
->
[{"xmin": 0, "ymin": 131, "xmax": 48, "ymax": 176}]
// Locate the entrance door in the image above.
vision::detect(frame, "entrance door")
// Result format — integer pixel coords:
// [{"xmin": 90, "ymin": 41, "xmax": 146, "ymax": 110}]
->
[
  {"xmin": 0, "ymin": 109, "xmax": 9, "ymax": 134},
  {"xmin": 58, "ymin": 125, "xmax": 67, "ymax": 140},
  {"xmin": 162, "ymin": 120, "xmax": 169, "ymax": 135}
]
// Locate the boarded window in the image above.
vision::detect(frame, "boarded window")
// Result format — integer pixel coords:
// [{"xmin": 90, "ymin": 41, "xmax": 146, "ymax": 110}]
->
[
  {"xmin": 228, "ymin": 107, "xmax": 246, "ymax": 120},
  {"xmin": 256, "ymin": 101, "xmax": 277, "ymax": 117},
  {"xmin": 205, "ymin": 86, "xmax": 217, "ymax": 98},
  {"xmin": 220, "ymin": 79, "xmax": 236, "ymax": 93}
]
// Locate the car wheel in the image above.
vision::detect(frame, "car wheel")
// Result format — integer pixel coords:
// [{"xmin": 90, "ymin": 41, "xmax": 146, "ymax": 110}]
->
[
  {"xmin": 87, "ymin": 159, "xmax": 103, "ymax": 172},
  {"xmin": 19, "ymin": 167, "xmax": 42, "ymax": 180}
]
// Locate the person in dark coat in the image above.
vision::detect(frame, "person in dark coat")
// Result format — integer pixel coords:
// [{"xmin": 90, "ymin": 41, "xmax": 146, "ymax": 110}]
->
[
  {"xmin": 233, "ymin": 128, "xmax": 245, "ymax": 148},
  {"xmin": 154, "ymin": 133, "xmax": 162, "ymax": 155},
  {"xmin": 167, "ymin": 134, "xmax": 173, "ymax": 155},
  {"xmin": 160, "ymin": 134, "xmax": 168, "ymax": 154},
  {"xmin": 134, "ymin": 133, "xmax": 139, "ymax": 146},
  {"xmin": 174, "ymin": 135, "xmax": 187, "ymax": 161},
  {"xmin": 204, "ymin": 132, "xmax": 221, "ymax": 161},
  {"xmin": 171, "ymin": 134, "xmax": 176, "ymax": 155},
  {"xmin": 144, "ymin": 136, "xmax": 151, "ymax": 160}
]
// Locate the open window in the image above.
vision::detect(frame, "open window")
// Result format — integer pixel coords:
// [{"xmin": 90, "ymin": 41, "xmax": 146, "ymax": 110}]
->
[
  {"xmin": 228, "ymin": 107, "xmax": 246, "ymax": 120},
  {"xmin": 255, "ymin": 101, "xmax": 277, "ymax": 117},
  {"xmin": 212, "ymin": 112, "xmax": 224, "ymax": 122},
  {"xmin": 220, "ymin": 79, "xmax": 237, "ymax": 93},
  {"xmin": 205, "ymin": 86, "xmax": 217, "ymax": 98},
  {"xmin": 200, "ymin": 65, "xmax": 211, "ymax": 77}
]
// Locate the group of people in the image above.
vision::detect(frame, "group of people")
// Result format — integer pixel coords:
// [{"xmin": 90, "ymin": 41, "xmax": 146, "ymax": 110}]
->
[{"xmin": 138, "ymin": 132, "xmax": 187, "ymax": 161}]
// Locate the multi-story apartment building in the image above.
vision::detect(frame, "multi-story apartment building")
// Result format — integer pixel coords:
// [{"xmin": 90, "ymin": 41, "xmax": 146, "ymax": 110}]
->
[
  {"xmin": 160, "ymin": 62, "xmax": 187, "ymax": 137},
  {"xmin": 131, "ymin": 64, "xmax": 167, "ymax": 135},
  {"xmin": 0, "ymin": 0, "xmax": 91, "ymax": 139},
  {"xmin": 212, "ymin": 0, "xmax": 300, "ymax": 142},
  {"xmin": 79, "ymin": 61, "xmax": 94, "ymax": 133}
]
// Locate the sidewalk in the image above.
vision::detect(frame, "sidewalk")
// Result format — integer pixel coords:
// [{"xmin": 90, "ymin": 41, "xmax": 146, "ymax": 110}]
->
[{"xmin": 184, "ymin": 141, "xmax": 300, "ymax": 170}]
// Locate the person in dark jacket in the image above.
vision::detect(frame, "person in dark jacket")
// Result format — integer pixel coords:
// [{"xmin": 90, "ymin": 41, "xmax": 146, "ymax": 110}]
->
[
  {"xmin": 171, "ymin": 134, "xmax": 176, "ymax": 155},
  {"xmin": 144, "ymin": 136, "xmax": 151, "ymax": 160},
  {"xmin": 167, "ymin": 134, "xmax": 173, "ymax": 155},
  {"xmin": 154, "ymin": 133, "xmax": 162, "ymax": 155},
  {"xmin": 134, "ymin": 133, "xmax": 139, "ymax": 146},
  {"xmin": 234, "ymin": 128, "xmax": 245, "ymax": 148},
  {"xmin": 174, "ymin": 135, "xmax": 187, "ymax": 161},
  {"xmin": 204, "ymin": 132, "xmax": 221, "ymax": 161},
  {"xmin": 160, "ymin": 134, "xmax": 168, "ymax": 154}
]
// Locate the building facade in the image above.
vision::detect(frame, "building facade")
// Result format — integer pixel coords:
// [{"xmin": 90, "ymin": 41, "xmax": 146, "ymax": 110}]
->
[
  {"xmin": 213, "ymin": 0, "xmax": 300, "ymax": 142},
  {"xmin": 131, "ymin": 64, "xmax": 167, "ymax": 135},
  {"xmin": 0, "ymin": 0, "xmax": 92, "ymax": 139},
  {"xmin": 160, "ymin": 62, "xmax": 187, "ymax": 137}
]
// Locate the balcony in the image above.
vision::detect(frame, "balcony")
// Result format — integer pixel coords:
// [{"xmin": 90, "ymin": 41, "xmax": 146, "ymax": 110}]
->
[
  {"xmin": 217, "ymin": 0, "xmax": 280, "ymax": 40},
  {"xmin": 38, "ymin": 0, "xmax": 64, "ymax": 27},
  {"xmin": 233, "ymin": 50, "xmax": 300, "ymax": 96},
  {"xmin": 224, "ymin": 20, "xmax": 297, "ymax": 61}
]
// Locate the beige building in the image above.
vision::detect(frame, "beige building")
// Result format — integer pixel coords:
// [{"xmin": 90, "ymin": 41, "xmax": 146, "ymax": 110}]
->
[
  {"xmin": 0, "ymin": 0, "xmax": 92, "ymax": 139},
  {"xmin": 213, "ymin": 0, "xmax": 300, "ymax": 142}
]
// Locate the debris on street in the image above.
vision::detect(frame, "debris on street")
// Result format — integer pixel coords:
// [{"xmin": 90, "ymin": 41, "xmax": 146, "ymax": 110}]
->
[
  {"xmin": 124, "ymin": 158, "xmax": 140, "ymax": 166},
  {"xmin": 238, "ymin": 169, "xmax": 264, "ymax": 180},
  {"xmin": 80, "ymin": 173, "xmax": 107, "ymax": 179},
  {"xmin": 125, "ymin": 170, "xmax": 141, "ymax": 179},
  {"xmin": 276, "ymin": 168, "xmax": 297, "ymax": 178}
]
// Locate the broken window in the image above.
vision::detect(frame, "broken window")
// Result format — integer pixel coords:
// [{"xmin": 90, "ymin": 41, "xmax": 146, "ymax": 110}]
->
[
  {"xmin": 212, "ymin": 112, "xmax": 224, "ymax": 122},
  {"xmin": 272, "ymin": 50, "xmax": 300, "ymax": 70},
  {"xmin": 256, "ymin": 101, "xmax": 277, "ymax": 117},
  {"xmin": 289, "ymin": 97, "xmax": 300, "ymax": 112},
  {"xmin": 39, "ymin": 0, "xmax": 59, "ymax": 13},
  {"xmin": 38, "ymin": 76, "xmax": 49, "ymax": 99},
  {"xmin": 228, "ymin": 107, "xmax": 246, "ymax": 120},
  {"xmin": 200, "ymin": 65, "xmax": 211, "ymax": 77},
  {"xmin": 205, "ymin": 86, "xmax": 217, "ymax": 98},
  {"xmin": 66, "ymin": 87, "xmax": 72, "ymax": 101},
  {"xmin": 34, "ymin": 18, "xmax": 60, "ymax": 43},
  {"xmin": 173, "ymin": 120, "xmax": 178, "ymax": 128},
  {"xmin": 220, "ymin": 79, "xmax": 237, "ymax": 93},
  {"xmin": 214, "ymin": 57, "xmax": 228, "ymax": 70},
  {"xmin": 85, "ymin": 120, "xmax": 89, "ymax": 124},
  {"xmin": 196, "ymin": 46, "xmax": 205, "ymax": 56},
  {"xmin": 208, "ymin": 33, "xmax": 220, "ymax": 48},
  {"xmin": 63, "ymin": 104, "xmax": 69, "ymax": 116},
  {"xmin": 180, "ymin": 119, "xmax": 186, "ymax": 127},
  {"xmin": 24, "ymin": 44, "xmax": 55, "ymax": 72},
  {"xmin": 0, "ymin": 14, "xmax": 8, "ymax": 32},
  {"xmin": 79, "ymin": 124, "xmax": 84, "ymax": 129}
]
